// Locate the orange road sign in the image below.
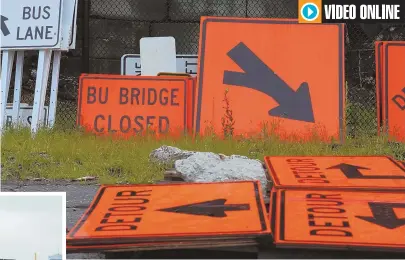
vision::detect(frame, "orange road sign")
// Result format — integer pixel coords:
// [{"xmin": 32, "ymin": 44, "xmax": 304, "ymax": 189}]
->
[
  {"xmin": 269, "ymin": 188, "xmax": 277, "ymax": 236},
  {"xmin": 67, "ymin": 181, "xmax": 269, "ymax": 245},
  {"xmin": 399, "ymin": 161, "xmax": 405, "ymax": 169},
  {"xmin": 383, "ymin": 42, "xmax": 405, "ymax": 142},
  {"xmin": 194, "ymin": 17, "xmax": 345, "ymax": 142},
  {"xmin": 375, "ymin": 41, "xmax": 405, "ymax": 142},
  {"xmin": 264, "ymin": 156, "xmax": 405, "ymax": 191},
  {"xmin": 274, "ymin": 189, "xmax": 405, "ymax": 252},
  {"xmin": 77, "ymin": 74, "xmax": 195, "ymax": 137}
]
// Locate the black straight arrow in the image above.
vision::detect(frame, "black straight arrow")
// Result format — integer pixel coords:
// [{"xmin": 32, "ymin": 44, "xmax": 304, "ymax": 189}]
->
[
  {"xmin": 223, "ymin": 42, "xmax": 315, "ymax": 123},
  {"xmin": 157, "ymin": 199, "xmax": 250, "ymax": 218},
  {"xmin": 356, "ymin": 202, "xmax": 405, "ymax": 229},
  {"xmin": 1, "ymin": 15, "xmax": 10, "ymax": 36},
  {"xmin": 326, "ymin": 163, "xmax": 405, "ymax": 179}
]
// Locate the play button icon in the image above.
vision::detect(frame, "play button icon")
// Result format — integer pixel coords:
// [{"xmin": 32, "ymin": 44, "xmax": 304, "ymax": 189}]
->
[{"xmin": 301, "ymin": 3, "xmax": 319, "ymax": 22}]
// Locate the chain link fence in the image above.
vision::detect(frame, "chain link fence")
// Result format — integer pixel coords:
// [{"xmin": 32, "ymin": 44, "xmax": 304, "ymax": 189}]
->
[{"xmin": 4, "ymin": 0, "xmax": 405, "ymax": 136}]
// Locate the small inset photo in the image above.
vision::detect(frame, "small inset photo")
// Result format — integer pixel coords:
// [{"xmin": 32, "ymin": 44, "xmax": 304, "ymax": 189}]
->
[{"xmin": 0, "ymin": 192, "xmax": 66, "ymax": 260}]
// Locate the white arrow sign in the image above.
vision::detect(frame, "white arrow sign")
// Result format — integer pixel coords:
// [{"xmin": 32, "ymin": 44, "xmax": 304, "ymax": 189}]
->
[{"xmin": 0, "ymin": 0, "xmax": 64, "ymax": 50}]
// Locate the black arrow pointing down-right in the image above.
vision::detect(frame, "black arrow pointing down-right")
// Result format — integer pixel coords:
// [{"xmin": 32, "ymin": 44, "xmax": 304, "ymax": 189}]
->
[{"xmin": 223, "ymin": 42, "xmax": 315, "ymax": 123}]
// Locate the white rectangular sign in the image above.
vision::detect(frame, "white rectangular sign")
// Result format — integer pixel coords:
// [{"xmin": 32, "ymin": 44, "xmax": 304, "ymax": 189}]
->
[
  {"xmin": 140, "ymin": 37, "xmax": 177, "ymax": 76},
  {"xmin": 68, "ymin": 0, "xmax": 78, "ymax": 49},
  {"xmin": 61, "ymin": 0, "xmax": 78, "ymax": 50},
  {"xmin": 0, "ymin": 0, "xmax": 64, "ymax": 50},
  {"xmin": 5, "ymin": 105, "xmax": 49, "ymax": 127},
  {"xmin": 121, "ymin": 54, "xmax": 198, "ymax": 77}
]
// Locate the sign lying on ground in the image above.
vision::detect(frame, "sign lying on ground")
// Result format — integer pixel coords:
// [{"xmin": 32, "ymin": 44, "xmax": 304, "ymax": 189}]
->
[
  {"xmin": 400, "ymin": 161, "xmax": 405, "ymax": 168},
  {"xmin": 77, "ymin": 74, "xmax": 195, "ymax": 136},
  {"xmin": 264, "ymin": 156, "xmax": 405, "ymax": 191},
  {"xmin": 67, "ymin": 181, "xmax": 269, "ymax": 245},
  {"xmin": 0, "ymin": 0, "xmax": 64, "ymax": 49},
  {"xmin": 67, "ymin": 239, "xmax": 256, "ymax": 253},
  {"xmin": 375, "ymin": 41, "xmax": 405, "ymax": 142},
  {"xmin": 121, "ymin": 54, "xmax": 198, "ymax": 77},
  {"xmin": 273, "ymin": 189, "xmax": 405, "ymax": 252},
  {"xmin": 5, "ymin": 105, "xmax": 49, "ymax": 127},
  {"xmin": 194, "ymin": 17, "xmax": 345, "ymax": 142}
]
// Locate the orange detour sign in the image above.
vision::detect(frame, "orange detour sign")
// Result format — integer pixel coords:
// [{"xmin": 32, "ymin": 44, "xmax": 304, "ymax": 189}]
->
[
  {"xmin": 264, "ymin": 156, "xmax": 405, "ymax": 191},
  {"xmin": 383, "ymin": 42, "xmax": 405, "ymax": 142},
  {"xmin": 194, "ymin": 17, "xmax": 345, "ymax": 142},
  {"xmin": 77, "ymin": 74, "xmax": 195, "ymax": 137},
  {"xmin": 269, "ymin": 188, "xmax": 277, "ymax": 236},
  {"xmin": 67, "ymin": 181, "xmax": 269, "ymax": 245},
  {"xmin": 274, "ymin": 189, "xmax": 405, "ymax": 252},
  {"xmin": 399, "ymin": 161, "xmax": 405, "ymax": 169}
]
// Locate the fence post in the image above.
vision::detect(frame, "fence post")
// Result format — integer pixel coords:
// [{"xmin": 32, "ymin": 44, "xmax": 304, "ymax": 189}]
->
[{"xmin": 82, "ymin": 0, "xmax": 90, "ymax": 73}]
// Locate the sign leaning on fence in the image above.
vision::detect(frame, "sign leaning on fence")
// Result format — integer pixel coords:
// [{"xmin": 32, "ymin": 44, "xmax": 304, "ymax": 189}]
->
[
  {"xmin": 77, "ymin": 74, "xmax": 195, "ymax": 137},
  {"xmin": 0, "ymin": 0, "xmax": 78, "ymax": 135},
  {"xmin": 121, "ymin": 54, "xmax": 198, "ymax": 77},
  {"xmin": 194, "ymin": 17, "xmax": 345, "ymax": 142},
  {"xmin": 375, "ymin": 41, "xmax": 405, "ymax": 143}
]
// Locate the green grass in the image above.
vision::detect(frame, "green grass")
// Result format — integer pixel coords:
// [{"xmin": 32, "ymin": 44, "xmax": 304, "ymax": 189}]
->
[{"xmin": 1, "ymin": 127, "xmax": 404, "ymax": 184}]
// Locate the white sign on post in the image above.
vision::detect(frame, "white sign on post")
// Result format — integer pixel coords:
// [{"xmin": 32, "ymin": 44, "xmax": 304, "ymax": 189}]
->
[
  {"xmin": 121, "ymin": 54, "xmax": 198, "ymax": 76},
  {"xmin": 139, "ymin": 37, "xmax": 177, "ymax": 76},
  {"xmin": 68, "ymin": 0, "xmax": 78, "ymax": 49},
  {"xmin": 60, "ymin": 0, "xmax": 78, "ymax": 50},
  {"xmin": 0, "ymin": 0, "xmax": 64, "ymax": 50},
  {"xmin": 5, "ymin": 105, "xmax": 49, "ymax": 128},
  {"xmin": 1, "ymin": 0, "xmax": 77, "ymax": 136}
]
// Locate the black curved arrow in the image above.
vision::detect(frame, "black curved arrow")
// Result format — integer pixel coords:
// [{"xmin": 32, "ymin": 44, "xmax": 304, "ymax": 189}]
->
[
  {"xmin": 223, "ymin": 42, "xmax": 315, "ymax": 123},
  {"xmin": 1, "ymin": 15, "xmax": 10, "ymax": 36},
  {"xmin": 157, "ymin": 199, "xmax": 250, "ymax": 218},
  {"xmin": 356, "ymin": 202, "xmax": 405, "ymax": 229},
  {"xmin": 326, "ymin": 163, "xmax": 405, "ymax": 179}
]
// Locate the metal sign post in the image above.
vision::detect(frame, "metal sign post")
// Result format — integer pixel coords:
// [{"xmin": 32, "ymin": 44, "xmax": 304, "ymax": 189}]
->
[
  {"xmin": 48, "ymin": 0, "xmax": 78, "ymax": 128},
  {"xmin": 0, "ymin": 50, "xmax": 16, "ymax": 134},
  {"xmin": 11, "ymin": 51, "xmax": 25, "ymax": 126}
]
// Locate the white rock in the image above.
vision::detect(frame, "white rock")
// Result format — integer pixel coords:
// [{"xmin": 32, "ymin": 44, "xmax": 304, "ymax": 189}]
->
[
  {"xmin": 149, "ymin": 145, "xmax": 195, "ymax": 165},
  {"xmin": 174, "ymin": 152, "xmax": 269, "ymax": 198},
  {"xmin": 150, "ymin": 146, "xmax": 269, "ymax": 198}
]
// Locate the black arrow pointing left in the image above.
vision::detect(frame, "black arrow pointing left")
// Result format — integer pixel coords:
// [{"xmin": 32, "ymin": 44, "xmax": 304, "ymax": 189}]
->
[
  {"xmin": 157, "ymin": 199, "xmax": 250, "ymax": 218},
  {"xmin": 1, "ymin": 15, "xmax": 10, "ymax": 36},
  {"xmin": 356, "ymin": 202, "xmax": 405, "ymax": 229},
  {"xmin": 326, "ymin": 163, "xmax": 405, "ymax": 180}
]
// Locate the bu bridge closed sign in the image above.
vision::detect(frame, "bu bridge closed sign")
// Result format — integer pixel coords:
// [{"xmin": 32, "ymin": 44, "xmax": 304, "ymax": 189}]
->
[
  {"xmin": 77, "ymin": 74, "xmax": 194, "ymax": 136},
  {"xmin": 0, "ymin": 0, "xmax": 63, "ymax": 49}
]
